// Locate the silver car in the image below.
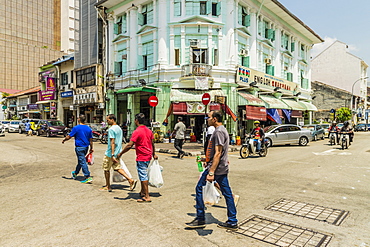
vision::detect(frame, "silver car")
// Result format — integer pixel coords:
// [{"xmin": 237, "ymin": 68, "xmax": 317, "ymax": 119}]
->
[
  {"xmin": 264, "ymin": 124, "xmax": 311, "ymax": 147},
  {"xmin": 7, "ymin": 120, "xmax": 21, "ymax": 133}
]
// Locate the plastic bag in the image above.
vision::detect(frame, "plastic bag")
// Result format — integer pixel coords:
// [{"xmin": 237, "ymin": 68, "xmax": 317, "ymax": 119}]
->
[
  {"xmin": 203, "ymin": 181, "xmax": 220, "ymax": 205},
  {"xmin": 148, "ymin": 159, "xmax": 164, "ymax": 188},
  {"xmin": 112, "ymin": 158, "xmax": 132, "ymax": 182},
  {"xmin": 85, "ymin": 153, "xmax": 94, "ymax": 165}
]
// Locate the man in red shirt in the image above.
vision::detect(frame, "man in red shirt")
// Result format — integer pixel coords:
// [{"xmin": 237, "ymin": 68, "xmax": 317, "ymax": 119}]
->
[{"xmin": 118, "ymin": 113, "xmax": 158, "ymax": 203}]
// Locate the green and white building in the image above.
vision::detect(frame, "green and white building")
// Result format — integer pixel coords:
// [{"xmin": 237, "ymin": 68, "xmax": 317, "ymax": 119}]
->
[{"xmin": 96, "ymin": 0, "xmax": 323, "ymax": 140}]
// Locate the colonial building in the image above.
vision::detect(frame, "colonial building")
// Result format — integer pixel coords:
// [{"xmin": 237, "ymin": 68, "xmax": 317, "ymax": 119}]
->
[
  {"xmin": 311, "ymin": 40, "xmax": 369, "ymax": 116},
  {"xmin": 97, "ymin": 0, "xmax": 322, "ymax": 141}
]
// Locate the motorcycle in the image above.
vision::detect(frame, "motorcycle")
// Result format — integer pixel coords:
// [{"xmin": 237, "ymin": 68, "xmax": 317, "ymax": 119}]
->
[
  {"xmin": 240, "ymin": 135, "xmax": 268, "ymax": 159},
  {"xmin": 339, "ymin": 132, "xmax": 350, "ymax": 150},
  {"xmin": 92, "ymin": 130, "xmax": 102, "ymax": 142},
  {"xmin": 99, "ymin": 127, "xmax": 108, "ymax": 144},
  {"xmin": 328, "ymin": 131, "xmax": 337, "ymax": 146}
]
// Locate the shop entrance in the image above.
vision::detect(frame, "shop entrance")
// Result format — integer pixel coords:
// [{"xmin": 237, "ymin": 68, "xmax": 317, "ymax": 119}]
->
[{"xmin": 174, "ymin": 114, "xmax": 206, "ymax": 143}]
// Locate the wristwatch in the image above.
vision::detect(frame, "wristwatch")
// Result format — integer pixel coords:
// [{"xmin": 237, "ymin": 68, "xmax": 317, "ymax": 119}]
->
[{"xmin": 208, "ymin": 172, "xmax": 214, "ymax": 176}]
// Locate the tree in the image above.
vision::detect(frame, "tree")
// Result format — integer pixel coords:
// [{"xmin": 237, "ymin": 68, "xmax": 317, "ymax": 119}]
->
[
  {"xmin": 1, "ymin": 92, "xmax": 10, "ymax": 106},
  {"xmin": 336, "ymin": 107, "xmax": 351, "ymax": 122}
]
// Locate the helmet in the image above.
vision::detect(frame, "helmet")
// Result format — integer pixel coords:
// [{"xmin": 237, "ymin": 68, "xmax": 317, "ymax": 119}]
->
[
  {"xmin": 332, "ymin": 121, "xmax": 337, "ymax": 125},
  {"xmin": 254, "ymin": 120, "xmax": 260, "ymax": 124},
  {"xmin": 344, "ymin": 121, "xmax": 349, "ymax": 127}
]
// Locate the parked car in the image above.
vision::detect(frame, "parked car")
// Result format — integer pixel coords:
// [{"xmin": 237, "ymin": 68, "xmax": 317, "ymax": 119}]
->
[
  {"xmin": 354, "ymin": 123, "xmax": 370, "ymax": 132},
  {"xmin": 19, "ymin": 118, "xmax": 39, "ymax": 134},
  {"xmin": 321, "ymin": 124, "xmax": 330, "ymax": 138},
  {"xmin": 337, "ymin": 123, "xmax": 344, "ymax": 129},
  {"xmin": 7, "ymin": 120, "xmax": 21, "ymax": 133},
  {"xmin": 301, "ymin": 124, "xmax": 325, "ymax": 141},
  {"xmin": 36, "ymin": 119, "xmax": 66, "ymax": 137},
  {"xmin": 0, "ymin": 120, "xmax": 10, "ymax": 131},
  {"xmin": 263, "ymin": 124, "xmax": 311, "ymax": 147}
]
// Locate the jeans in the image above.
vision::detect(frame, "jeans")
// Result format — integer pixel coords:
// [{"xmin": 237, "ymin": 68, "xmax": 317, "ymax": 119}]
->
[
  {"xmin": 174, "ymin": 138, "xmax": 185, "ymax": 156},
  {"xmin": 137, "ymin": 161, "xmax": 150, "ymax": 181},
  {"xmin": 254, "ymin": 139, "xmax": 261, "ymax": 151},
  {"xmin": 195, "ymin": 169, "xmax": 237, "ymax": 224},
  {"xmin": 74, "ymin": 146, "xmax": 90, "ymax": 178}
]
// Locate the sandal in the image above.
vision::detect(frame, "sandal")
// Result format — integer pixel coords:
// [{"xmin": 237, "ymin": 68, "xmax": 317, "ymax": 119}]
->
[
  {"xmin": 137, "ymin": 198, "xmax": 152, "ymax": 203},
  {"xmin": 99, "ymin": 186, "xmax": 112, "ymax": 192},
  {"xmin": 129, "ymin": 180, "xmax": 137, "ymax": 191}
]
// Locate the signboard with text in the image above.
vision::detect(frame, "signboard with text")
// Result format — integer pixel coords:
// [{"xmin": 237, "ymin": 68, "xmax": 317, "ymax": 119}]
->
[
  {"xmin": 61, "ymin": 91, "xmax": 73, "ymax": 98},
  {"xmin": 237, "ymin": 66, "xmax": 298, "ymax": 92},
  {"xmin": 39, "ymin": 91, "xmax": 55, "ymax": 101},
  {"xmin": 46, "ymin": 77, "xmax": 56, "ymax": 91}
]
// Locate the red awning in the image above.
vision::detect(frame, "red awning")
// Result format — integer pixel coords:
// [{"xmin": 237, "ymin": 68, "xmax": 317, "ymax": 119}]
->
[
  {"xmin": 291, "ymin": 110, "xmax": 302, "ymax": 118},
  {"xmin": 209, "ymin": 103, "xmax": 221, "ymax": 111},
  {"xmin": 246, "ymin": 106, "xmax": 267, "ymax": 121},
  {"xmin": 173, "ymin": 102, "xmax": 187, "ymax": 115}
]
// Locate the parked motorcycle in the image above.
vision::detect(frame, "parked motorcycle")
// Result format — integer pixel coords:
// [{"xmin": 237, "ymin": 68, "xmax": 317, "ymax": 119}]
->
[
  {"xmin": 99, "ymin": 127, "xmax": 108, "ymax": 144},
  {"xmin": 240, "ymin": 135, "xmax": 268, "ymax": 159}
]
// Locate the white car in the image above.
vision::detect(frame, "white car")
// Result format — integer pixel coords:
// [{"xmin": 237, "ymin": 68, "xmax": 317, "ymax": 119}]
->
[
  {"xmin": 264, "ymin": 124, "xmax": 312, "ymax": 147},
  {"xmin": 7, "ymin": 120, "xmax": 21, "ymax": 133},
  {"xmin": 0, "ymin": 120, "xmax": 10, "ymax": 132}
]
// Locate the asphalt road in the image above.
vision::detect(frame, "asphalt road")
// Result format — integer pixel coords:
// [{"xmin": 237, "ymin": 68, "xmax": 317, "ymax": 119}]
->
[{"xmin": 0, "ymin": 131, "xmax": 369, "ymax": 247}]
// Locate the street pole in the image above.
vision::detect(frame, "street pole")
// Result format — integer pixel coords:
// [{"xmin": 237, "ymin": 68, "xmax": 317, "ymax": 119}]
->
[{"xmin": 350, "ymin": 77, "xmax": 368, "ymax": 112}]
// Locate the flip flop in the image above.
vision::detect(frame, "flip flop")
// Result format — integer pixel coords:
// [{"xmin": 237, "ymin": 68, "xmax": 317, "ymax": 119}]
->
[
  {"xmin": 99, "ymin": 186, "xmax": 112, "ymax": 192},
  {"xmin": 129, "ymin": 180, "xmax": 138, "ymax": 191},
  {"xmin": 137, "ymin": 198, "xmax": 152, "ymax": 203}
]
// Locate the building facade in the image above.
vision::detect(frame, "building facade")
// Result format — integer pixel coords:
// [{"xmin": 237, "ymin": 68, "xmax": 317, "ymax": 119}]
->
[
  {"xmin": 97, "ymin": 0, "xmax": 323, "ymax": 141},
  {"xmin": 0, "ymin": 0, "xmax": 64, "ymax": 90},
  {"xmin": 311, "ymin": 40, "xmax": 369, "ymax": 114},
  {"xmin": 61, "ymin": 0, "xmax": 78, "ymax": 54}
]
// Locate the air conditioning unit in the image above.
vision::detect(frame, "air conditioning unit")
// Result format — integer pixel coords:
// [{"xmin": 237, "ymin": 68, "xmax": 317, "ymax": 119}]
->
[
  {"xmin": 264, "ymin": 58, "xmax": 272, "ymax": 64},
  {"xmin": 239, "ymin": 49, "xmax": 248, "ymax": 57},
  {"xmin": 69, "ymin": 83, "xmax": 74, "ymax": 89},
  {"xmin": 190, "ymin": 39, "xmax": 199, "ymax": 47},
  {"xmin": 59, "ymin": 85, "xmax": 64, "ymax": 90},
  {"xmin": 122, "ymin": 54, "xmax": 127, "ymax": 60}
]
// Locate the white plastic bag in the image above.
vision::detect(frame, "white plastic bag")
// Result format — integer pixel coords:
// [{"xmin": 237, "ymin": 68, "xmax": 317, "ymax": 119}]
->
[
  {"xmin": 148, "ymin": 159, "xmax": 164, "ymax": 188},
  {"xmin": 112, "ymin": 158, "xmax": 132, "ymax": 182},
  {"xmin": 203, "ymin": 181, "xmax": 220, "ymax": 205}
]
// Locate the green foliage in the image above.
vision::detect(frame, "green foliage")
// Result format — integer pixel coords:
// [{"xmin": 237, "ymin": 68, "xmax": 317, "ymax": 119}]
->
[
  {"xmin": 11, "ymin": 115, "xmax": 20, "ymax": 120},
  {"xmin": 336, "ymin": 107, "xmax": 352, "ymax": 122}
]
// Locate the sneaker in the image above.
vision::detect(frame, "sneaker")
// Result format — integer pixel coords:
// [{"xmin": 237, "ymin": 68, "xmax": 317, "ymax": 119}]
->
[
  {"xmin": 233, "ymin": 195, "xmax": 240, "ymax": 207},
  {"xmin": 217, "ymin": 222, "xmax": 238, "ymax": 231},
  {"xmin": 71, "ymin": 171, "xmax": 77, "ymax": 180},
  {"xmin": 185, "ymin": 219, "xmax": 206, "ymax": 228},
  {"xmin": 80, "ymin": 177, "xmax": 92, "ymax": 183},
  {"xmin": 180, "ymin": 152, "xmax": 185, "ymax": 159}
]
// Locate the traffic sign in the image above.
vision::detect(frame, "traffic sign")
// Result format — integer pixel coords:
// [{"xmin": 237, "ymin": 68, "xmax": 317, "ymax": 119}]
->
[
  {"xmin": 202, "ymin": 93, "xmax": 211, "ymax": 105},
  {"xmin": 148, "ymin": 95, "xmax": 158, "ymax": 107},
  {"xmin": 2, "ymin": 105, "xmax": 6, "ymax": 110}
]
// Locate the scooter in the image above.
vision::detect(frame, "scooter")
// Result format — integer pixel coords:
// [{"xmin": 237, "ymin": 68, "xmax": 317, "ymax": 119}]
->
[
  {"xmin": 240, "ymin": 135, "xmax": 268, "ymax": 159},
  {"xmin": 339, "ymin": 132, "xmax": 350, "ymax": 150},
  {"xmin": 328, "ymin": 131, "xmax": 337, "ymax": 146},
  {"xmin": 99, "ymin": 128, "xmax": 108, "ymax": 144}
]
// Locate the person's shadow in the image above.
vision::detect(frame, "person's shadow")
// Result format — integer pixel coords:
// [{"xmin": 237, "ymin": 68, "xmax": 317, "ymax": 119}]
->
[
  {"xmin": 113, "ymin": 192, "xmax": 162, "ymax": 201},
  {"xmin": 184, "ymin": 212, "xmax": 222, "ymax": 235}
]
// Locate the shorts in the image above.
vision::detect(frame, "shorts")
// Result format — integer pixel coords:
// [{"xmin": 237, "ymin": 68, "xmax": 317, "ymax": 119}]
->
[
  {"xmin": 102, "ymin": 155, "xmax": 121, "ymax": 171},
  {"xmin": 137, "ymin": 161, "xmax": 150, "ymax": 181}
]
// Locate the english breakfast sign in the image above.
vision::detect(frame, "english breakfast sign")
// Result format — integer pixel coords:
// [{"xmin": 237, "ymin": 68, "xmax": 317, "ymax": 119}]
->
[{"xmin": 237, "ymin": 66, "xmax": 297, "ymax": 92}]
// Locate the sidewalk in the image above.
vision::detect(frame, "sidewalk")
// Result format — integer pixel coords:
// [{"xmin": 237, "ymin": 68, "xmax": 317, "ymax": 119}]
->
[{"xmin": 154, "ymin": 141, "xmax": 240, "ymax": 156}]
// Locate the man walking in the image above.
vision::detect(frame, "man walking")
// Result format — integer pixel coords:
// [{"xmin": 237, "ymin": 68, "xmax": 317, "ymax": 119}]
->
[
  {"xmin": 62, "ymin": 114, "xmax": 93, "ymax": 184},
  {"xmin": 186, "ymin": 110, "xmax": 238, "ymax": 230},
  {"xmin": 118, "ymin": 113, "xmax": 158, "ymax": 203},
  {"xmin": 25, "ymin": 120, "xmax": 32, "ymax": 136},
  {"xmin": 172, "ymin": 117, "xmax": 186, "ymax": 159},
  {"xmin": 100, "ymin": 114, "xmax": 137, "ymax": 192}
]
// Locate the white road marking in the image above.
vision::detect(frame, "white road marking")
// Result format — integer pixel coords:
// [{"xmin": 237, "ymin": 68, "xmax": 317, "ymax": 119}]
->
[{"xmin": 312, "ymin": 149, "xmax": 352, "ymax": 156}]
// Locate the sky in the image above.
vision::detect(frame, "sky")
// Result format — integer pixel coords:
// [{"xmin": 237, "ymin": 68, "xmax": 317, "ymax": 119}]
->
[{"xmin": 278, "ymin": 0, "xmax": 370, "ymax": 65}]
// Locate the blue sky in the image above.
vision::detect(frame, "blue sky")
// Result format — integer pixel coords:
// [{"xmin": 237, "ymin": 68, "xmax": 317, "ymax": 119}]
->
[{"xmin": 278, "ymin": 0, "xmax": 370, "ymax": 65}]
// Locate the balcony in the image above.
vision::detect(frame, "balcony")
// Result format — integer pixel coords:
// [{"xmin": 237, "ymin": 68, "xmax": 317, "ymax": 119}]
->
[{"xmin": 181, "ymin": 64, "xmax": 212, "ymax": 77}]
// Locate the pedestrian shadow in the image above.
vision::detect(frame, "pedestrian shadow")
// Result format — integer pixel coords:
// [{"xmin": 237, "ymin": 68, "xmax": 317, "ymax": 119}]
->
[
  {"xmin": 114, "ymin": 192, "xmax": 162, "ymax": 201},
  {"xmin": 184, "ymin": 213, "xmax": 221, "ymax": 235},
  {"xmin": 61, "ymin": 175, "xmax": 86, "ymax": 181}
]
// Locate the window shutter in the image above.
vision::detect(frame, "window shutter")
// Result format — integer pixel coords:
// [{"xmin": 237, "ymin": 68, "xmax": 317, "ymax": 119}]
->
[
  {"xmin": 271, "ymin": 65, "xmax": 275, "ymax": 76},
  {"xmin": 242, "ymin": 56, "xmax": 250, "ymax": 67},
  {"xmin": 138, "ymin": 13, "xmax": 144, "ymax": 26},
  {"xmin": 206, "ymin": 0, "xmax": 212, "ymax": 14},
  {"xmin": 258, "ymin": 21, "xmax": 263, "ymax": 35},
  {"xmin": 114, "ymin": 62, "xmax": 120, "ymax": 75},
  {"xmin": 287, "ymin": 72, "xmax": 293, "ymax": 82},
  {"xmin": 243, "ymin": 15, "xmax": 250, "ymax": 27},
  {"xmin": 122, "ymin": 15, "xmax": 127, "ymax": 33},
  {"xmin": 116, "ymin": 16, "xmax": 122, "ymax": 23},
  {"xmin": 238, "ymin": 5, "xmax": 242, "ymax": 24},
  {"xmin": 138, "ymin": 55, "xmax": 144, "ymax": 70},
  {"xmin": 216, "ymin": 2, "xmax": 221, "ymax": 16},
  {"xmin": 291, "ymin": 42, "xmax": 295, "ymax": 52},
  {"xmin": 174, "ymin": 0, "xmax": 182, "ymax": 16},
  {"xmin": 114, "ymin": 23, "xmax": 119, "ymax": 35}
]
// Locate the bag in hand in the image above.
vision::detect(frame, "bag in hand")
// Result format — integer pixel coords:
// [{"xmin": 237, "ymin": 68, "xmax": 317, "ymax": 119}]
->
[{"xmin": 148, "ymin": 159, "xmax": 164, "ymax": 188}]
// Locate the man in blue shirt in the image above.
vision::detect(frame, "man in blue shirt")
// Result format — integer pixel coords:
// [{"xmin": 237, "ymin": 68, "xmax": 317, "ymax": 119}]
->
[
  {"xmin": 100, "ymin": 114, "xmax": 137, "ymax": 192},
  {"xmin": 62, "ymin": 114, "xmax": 93, "ymax": 183},
  {"xmin": 25, "ymin": 120, "xmax": 32, "ymax": 136}
]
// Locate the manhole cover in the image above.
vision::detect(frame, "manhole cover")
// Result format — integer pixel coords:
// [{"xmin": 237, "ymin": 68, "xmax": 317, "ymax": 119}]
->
[
  {"xmin": 234, "ymin": 215, "xmax": 332, "ymax": 247},
  {"xmin": 265, "ymin": 198, "xmax": 349, "ymax": 226}
]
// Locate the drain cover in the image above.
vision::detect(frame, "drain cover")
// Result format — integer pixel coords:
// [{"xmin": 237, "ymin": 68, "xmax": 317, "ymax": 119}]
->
[
  {"xmin": 265, "ymin": 198, "xmax": 349, "ymax": 226},
  {"xmin": 235, "ymin": 215, "xmax": 332, "ymax": 247}
]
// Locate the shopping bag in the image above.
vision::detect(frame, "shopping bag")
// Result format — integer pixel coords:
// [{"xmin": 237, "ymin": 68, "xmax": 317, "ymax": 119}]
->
[
  {"xmin": 203, "ymin": 181, "xmax": 220, "ymax": 206},
  {"xmin": 85, "ymin": 153, "xmax": 94, "ymax": 165},
  {"xmin": 112, "ymin": 158, "xmax": 132, "ymax": 182},
  {"xmin": 148, "ymin": 159, "xmax": 164, "ymax": 188}
]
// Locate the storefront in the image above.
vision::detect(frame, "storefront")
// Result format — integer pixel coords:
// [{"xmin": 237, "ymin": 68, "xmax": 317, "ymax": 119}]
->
[
  {"xmin": 73, "ymin": 85, "xmax": 105, "ymax": 124},
  {"xmin": 60, "ymin": 91, "xmax": 74, "ymax": 127}
]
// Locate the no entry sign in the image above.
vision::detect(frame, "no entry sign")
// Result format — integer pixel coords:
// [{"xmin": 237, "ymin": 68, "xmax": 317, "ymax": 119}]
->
[
  {"xmin": 148, "ymin": 95, "xmax": 158, "ymax": 107},
  {"xmin": 202, "ymin": 93, "xmax": 211, "ymax": 105}
]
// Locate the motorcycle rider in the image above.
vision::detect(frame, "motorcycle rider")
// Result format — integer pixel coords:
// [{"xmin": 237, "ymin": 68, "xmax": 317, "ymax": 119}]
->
[
  {"xmin": 249, "ymin": 120, "xmax": 265, "ymax": 153},
  {"xmin": 340, "ymin": 121, "xmax": 354, "ymax": 145},
  {"xmin": 328, "ymin": 121, "xmax": 340, "ymax": 144}
]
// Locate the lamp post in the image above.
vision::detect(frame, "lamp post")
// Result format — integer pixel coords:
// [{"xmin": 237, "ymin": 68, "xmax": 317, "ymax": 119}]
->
[{"xmin": 350, "ymin": 77, "xmax": 368, "ymax": 111}]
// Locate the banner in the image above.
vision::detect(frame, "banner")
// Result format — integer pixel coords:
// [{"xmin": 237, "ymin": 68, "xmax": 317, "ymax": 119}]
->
[
  {"xmin": 282, "ymin": 109, "xmax": 291, "ymax": 122},
  {"xmin": 194, "ymin": 76, "xmax": 209, "ymax": 90},
  {"xmin": 46, "ymin": 77, "xmax": 56, "ymax": 91},
  {"xmin": 267, "ymin": 108, "xmax": 282, "ymax": 124},
  {"xmin": 39, "ymin": 91, "xmax": 55, "ymax": 101}
]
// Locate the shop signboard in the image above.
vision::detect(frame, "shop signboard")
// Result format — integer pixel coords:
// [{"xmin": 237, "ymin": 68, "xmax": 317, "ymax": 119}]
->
[
  {"xmin": 237, "ymin": 66, "xmax": 297, "ymax": 92},
  {"xmin": 46, "ymin": 77, "xmax": 56, "ymax": 91},
  {"xmin": 39, "ymin": 91, "xmax": 55, "ymax": 101},
  {"xmin": 61, "ymin": 91, "xmax": 73, "ymax": 98},
  {"xmin": 44, "ymin": 106, "xmax": 50, "ymax": 112},
  {"xmin": 27, "ymin": 104, "xmax": 38, "ymax": 110}
]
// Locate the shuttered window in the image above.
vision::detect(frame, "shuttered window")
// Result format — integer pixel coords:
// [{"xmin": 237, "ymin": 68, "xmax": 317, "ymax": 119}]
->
[
  {"xmin": 174, "ymin": 0, "xmax": 182, "ymax": 16},
  {"xmin": 266, "ymin": 65, "xmax": 274, "ymax": 76}
]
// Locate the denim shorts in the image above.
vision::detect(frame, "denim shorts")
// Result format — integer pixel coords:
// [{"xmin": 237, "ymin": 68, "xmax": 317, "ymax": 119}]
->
[{"xmin": 137, "ymin": 161, "xmax": 150, "ymax": 181}]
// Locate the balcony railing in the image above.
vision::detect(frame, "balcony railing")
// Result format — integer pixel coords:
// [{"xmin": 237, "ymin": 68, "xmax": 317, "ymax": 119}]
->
[{"xmin": 181, "ymin": 64, "xmax": 212, "ymax": 77}]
